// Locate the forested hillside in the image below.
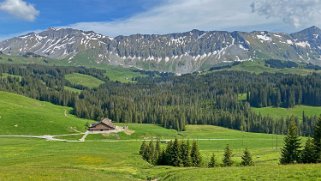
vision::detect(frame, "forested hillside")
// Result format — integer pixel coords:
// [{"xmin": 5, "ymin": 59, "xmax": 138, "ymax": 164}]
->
[{"xmin": 0, "ymin": 64, "xmax": 320, "ymax": 135}]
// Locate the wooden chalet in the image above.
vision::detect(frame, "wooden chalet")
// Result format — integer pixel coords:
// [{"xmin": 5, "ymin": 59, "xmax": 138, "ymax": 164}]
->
[{"xmin": 88, "ymin": 118, "xmax": 116, "ymax": 131}]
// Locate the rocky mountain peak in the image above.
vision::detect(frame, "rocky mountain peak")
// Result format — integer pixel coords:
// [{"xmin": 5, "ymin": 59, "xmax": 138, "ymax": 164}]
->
[{"xmin": 1, "ymin": 26, "xmax": 321, "ymax": 73}]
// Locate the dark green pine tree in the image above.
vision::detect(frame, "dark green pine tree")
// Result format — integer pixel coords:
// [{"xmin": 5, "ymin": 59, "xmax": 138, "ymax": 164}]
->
[
  {"xmin": 190, "ymin": 141, "xmax": 202, "ymax": 167},
  {"xmin": 180, "ymin": 140, "xmax": 191, "ymax": 167},
  {"xmin": 142, "ymin": 144, "xmax": 150, "ymax": 162},
  {"xmin": 158, "ymin": 149, "xmax": 166, "ymax": 165},
  {"xmin": 300, "ymin": 138, "xmax": 317, "ymax": 164},
  {"xmin": 208, "ymin": 153, "xmax": 216, "ymax": 168},
  {"xmin": 280, "ymin": 118, "xmax": 301, "ymax": 164},
  {"xmin": 313, "ymin": 115, "xmax": 321, "ymax": 161},
  {"xmin": 241, "ymin": 148, "xmax": 254, "ymax": 166},
  {"xmin": 154, "ymin": 139, "xmax": 161, "ymax": 165},
  {"xmin": 164, "ymin": 140, "xmax": 173, "ymax": 165},
  {"xmin": 139, "ymin": 141, "xmax": 147, "ymax": 156},
  {"xmin": 171, "ymin": 138, "xmax": 182, "ymax": 166},
  {"xmin": 147, "ymin": 141, "xmax": 155, "ymax": 164},
  {"xmin": 223, "ymin": 144, "xmax": 233, "ymax": 167}
]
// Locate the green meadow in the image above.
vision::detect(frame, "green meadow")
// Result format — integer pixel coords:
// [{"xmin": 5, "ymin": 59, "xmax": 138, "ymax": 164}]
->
[
  {"xmin": 0, "ymin": 90, "xmax": 320, "ymax": 180},
  {"xmin": 252, "ymin": 105, "xmax": 321, "ymax": 120},
  {"xmin": 0, "ymin": 54, "xmax": 146, "ymax": 83},
  {"xmin": 65, "ymin": 73, "xmax": 105, "ymax": 88},
  {"xmin": 0, "ymin": 91, "xmax": 92, "ymax": 135},
  {"xmin": 227, "ymin": 60, "xmax": 321, "ymax": 75}
]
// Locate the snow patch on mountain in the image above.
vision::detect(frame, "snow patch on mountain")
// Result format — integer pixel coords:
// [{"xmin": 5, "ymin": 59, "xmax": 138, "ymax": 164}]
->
[
  {"xmin": 257, "ymin": 34, "xmax": 272, "ymax": 42},
  {"xmin": 295, "ymin": 41, "xmax": 310, "ymax": 48}
]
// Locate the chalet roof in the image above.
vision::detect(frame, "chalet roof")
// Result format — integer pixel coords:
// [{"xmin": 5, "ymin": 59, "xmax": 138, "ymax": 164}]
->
[
  {"xmin": 90, "ymin": 118, "xmax": 115, "ymax": 129},
  {"xmin": 101, "ymin": 118, "xmax": 115, "ymax": 128}
]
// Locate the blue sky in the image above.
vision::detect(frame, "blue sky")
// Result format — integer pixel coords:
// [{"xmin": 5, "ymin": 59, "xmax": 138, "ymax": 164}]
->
[{"xmin": 0, "ymin": 0, "xmax": 321, "ymax": 40}]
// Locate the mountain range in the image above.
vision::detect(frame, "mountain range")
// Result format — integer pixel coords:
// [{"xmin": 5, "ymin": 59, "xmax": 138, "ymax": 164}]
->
[{"xmin": 1, "ymin": 26, "xmax": 321, "ymax": 73}]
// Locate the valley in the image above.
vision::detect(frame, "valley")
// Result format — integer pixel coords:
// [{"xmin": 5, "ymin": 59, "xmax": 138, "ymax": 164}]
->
[
  {"xmin": 1, "ymin": 22, "xmax": 321, "ymax": 181},
  {"xmin": 1, "ymin": 67, "xmax": 321, "ymax": 180}
]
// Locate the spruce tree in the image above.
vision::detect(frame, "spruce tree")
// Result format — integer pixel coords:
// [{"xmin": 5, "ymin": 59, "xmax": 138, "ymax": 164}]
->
[
  {"xmin": 223, "ymin": 144, "xmax": 233, "ymax": 166},
  {"xmin": 280, "ymin": 118, "xmax": 301, "ymax": 164},
  {"xmin": 165, "ymin": 140, "xmax": 173, "ymax": 165},
  {"xmin": 142, "ymin": 143, "xmax": 150, "ymax": 162},
  {"xmin": 171, "ymin": 138, "xmax": 181, "ymax": 166},
  {"xmin": 300, "ymin": 138, "xmax": 317, "ymax": 163},
  {"xmin": 180, "ymin": 140, "xmax": 191, "ymax": 167},
  {"xmin": 190, "ymin": 141, "xmax": 202, "ymax": 167},
  {"xmin": 208, "ymin": 153, "xmax": 216, "ymax": 168},
  {"xmin": 158, "ymin": 150, "xmax": 166, "ymax": 165},
  {"xmin": 154, "ymin": 139, "xmax": 161, "ymax": 165},
  {"xmin": 147, "ymin": 141, "xmax": 155, "ymax": 164},
  {"xmin": 139, "ymin": 141, "xmax": 147, "ymax": 156},
  {"xmin": 313, "ymin": 115, "xmax": 321, "ymax": 161},
  {"xmin": 241, "ymin": 148, "xmax": 254, "ymax": 166}
]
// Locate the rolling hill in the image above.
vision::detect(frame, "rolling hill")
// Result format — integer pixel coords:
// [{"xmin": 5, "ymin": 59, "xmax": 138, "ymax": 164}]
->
[{"xmin": 0, "ymin": 91, "xmax": 92, "ymax": 135}]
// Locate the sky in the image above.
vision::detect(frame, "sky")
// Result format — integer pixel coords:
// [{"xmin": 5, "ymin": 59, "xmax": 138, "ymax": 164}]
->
[{"xmin": 0, "ymin": 0, "xmax": 321, "ymax": 40}]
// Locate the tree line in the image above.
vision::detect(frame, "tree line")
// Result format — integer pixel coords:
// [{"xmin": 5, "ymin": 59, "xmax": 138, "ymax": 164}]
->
[
  {"xmin": 139, "ymin": 139, "xmax": 253, "ymax": 167},
  {"xmin": 1, "ymin": 63, "xmax": 321, "ymax": 135},
  {"xmin": 280, "ymin": 115, "xmax": 321, "ymax": 164}
]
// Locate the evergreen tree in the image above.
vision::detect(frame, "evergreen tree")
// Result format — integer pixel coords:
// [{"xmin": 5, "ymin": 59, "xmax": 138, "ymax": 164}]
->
[
  {"xmin": 180, "ymin": 140, "xmax": 191, "ymax": 167},
  {"xmin": 147, "ymin": 141, "xmax": 155, "ymax": 164},
  {"xmin": 139, "ymin": 141, "xmax": 147, "ymax": 156},
  {"xmin": 142, "ymin": 142, "xmax": 150, "ymax": 162},
  {"xmin": 313, "ymin": 115, "xmax": 321, "ymax": 161},
  {"xmin": 154, "ymin": 139, "xmax": 161, "ymax": 164},
  {"xmin": 171, "ymin": 138, "xmax": 181, "ymax": 166},
  {"xmin": 223, "ymin": 144, "xmax": 233, "ymax": 166},
  {"xmin": 158, "ymin": 150, "xmax": 166, "ymax": 165},
  {"xmin": 241, "ymin": 148, "xmax": 254, "ymax": 166},
  {"xmin": 300, "ymin": 138, "xmax": 317, "ymax": 163},
  {"xmin": 190, "ymin": 141, "xmax": 202, "ymax": 167},
  {"xmin": 208, "ymin": 153, "xmax": 217, "ymax": 168},
  {"xmin": 164, "ymin": 140, "xmax": 173, "ymax": 165},
  {"xmin": 280, "ymin": 118, "xmax": 301, "ymax": 164}
]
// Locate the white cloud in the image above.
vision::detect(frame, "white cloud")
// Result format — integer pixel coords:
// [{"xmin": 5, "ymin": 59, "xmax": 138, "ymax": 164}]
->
[
  {"xmin": 0, "ymin": 0, "xmax": 39, "ymax": 21},
  {"xmin": 252, "ymin": 0, "xmax": 321, "ymax": 28},
  {"xmin": 69, "ymin": 0, "xmax": 279, "ymax": 36}
]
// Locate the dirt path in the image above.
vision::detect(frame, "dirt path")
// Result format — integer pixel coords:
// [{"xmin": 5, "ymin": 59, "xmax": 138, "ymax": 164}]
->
[
  {"xmin": 0, "ymin": 133, "xmax": 83, "ymax": 142},
  {"xmin": 0, "ymin": 134, "xmax": 244, "ymax": 142}
]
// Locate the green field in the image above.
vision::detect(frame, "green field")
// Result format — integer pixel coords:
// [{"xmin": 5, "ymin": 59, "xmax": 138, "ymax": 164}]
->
[
  {"xmin": 253, "ymin": 105, "xmax": 321, "ymax": 120},
  {"xmin": 212, "ymin": 60, "xmax": 321, "ymax": 75},
  {"xmin": 0, "ymin": 90, "xmax": 320, "ymax": 180},
  {"xmin": 0, "ymin": 54, "xmax": 146, "ymax": 83},
  {"xmin": 0, "ymin": 73, "xmax": 22, "ymax": 80},
  {"xmin": 65, "ymin": 73, "xmax": 105, "ymax": 88},
  {"xmin": 64, "ymin": 86, "xmax": 82, "ymax": 93},
  {"xmin": 103, "ymin": 65, "xmax": 145, "ymax": 83},
  {"xmin": 0, "ymin": 91, "xmax": 92, "ymax": 135},
  {"xmin": 0, "ymin": 123, "xmax": 315, "ymax": 181}
]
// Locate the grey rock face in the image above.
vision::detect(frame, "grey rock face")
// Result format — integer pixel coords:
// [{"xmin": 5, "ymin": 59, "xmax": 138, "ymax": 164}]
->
[{"xmin": 1, "ymin": 26, "xmax": 321, "ymax": 73}]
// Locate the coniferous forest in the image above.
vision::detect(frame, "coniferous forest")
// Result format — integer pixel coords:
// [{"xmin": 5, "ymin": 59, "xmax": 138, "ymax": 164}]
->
[{"xmin": 1, "ymin": 64, "xmax": 321, "ymax": 135}]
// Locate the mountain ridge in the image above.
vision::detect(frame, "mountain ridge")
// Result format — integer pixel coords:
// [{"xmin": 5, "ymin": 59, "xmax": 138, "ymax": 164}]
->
[{"xmin": 1, "ymin": 26, "xmax": 321, "ymax": 73}]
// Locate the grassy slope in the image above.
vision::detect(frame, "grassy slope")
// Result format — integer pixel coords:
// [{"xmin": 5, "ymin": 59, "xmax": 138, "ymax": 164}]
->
[
  {"xmin": 212, "ymin": 60, "xmax": 321, "ymax": 75},
  {"xmin": 0, "ymin": 54, "xmax": 145, "ymax": 83},
  {"xmin": 0, "ymin": 91, "xmax": 93, "ymax": 135},
  {"xmin": 160, "ymin": 164, "xmax": 321, "ymax": 181},
  {"xmin": 253, "ymin": 105, "xmax": 321, "ymax": 119},
  {"xmin": 0, "ymin": 92, "xmax": 317, "ymax": 180},
  {"xmin": 0, "ymin": 123, "xmax": 314, "ymax": 180},
  {"xmin": 65, "ymin": 73, "xmax": 104, "ymax": 88},
  {"xmin": 59, "ymin": 51, "xmax": 146, "ymax": 83},
  {"xmin": 64, "ymin": 86, "xmax": 82, "ymax": 94}
]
